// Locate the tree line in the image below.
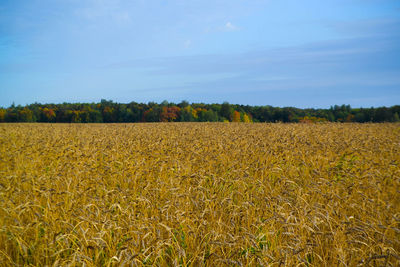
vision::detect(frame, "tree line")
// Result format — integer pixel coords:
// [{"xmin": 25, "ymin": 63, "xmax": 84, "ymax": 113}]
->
[{"xmin": 0, "ymin": 100, "xmax": 399, "ymax": 123}]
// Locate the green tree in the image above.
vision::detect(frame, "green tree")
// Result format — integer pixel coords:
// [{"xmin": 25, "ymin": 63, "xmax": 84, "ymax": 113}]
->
[
  {"xmin": 18, "ymin": 108, "xmax": 35, "ymax": 122},
  {"xmin": 354, "ymin": 112, "xmax": 366, "ymax": 122},
  {"xmin": 392, "ymin": 112, "xmax": 400, "ymax": 122},
  {"xmin": 180, "ymin": 106, "xmax": 194, "ymax": 121},
  {"xmin": 198, "ymin": 109, "xmax": 218, "ymax": 122},
  {"xmin": 143, "ymin": 107, "xmax": 161, "ymax": 122},
  {"xmin": 220, "ymin": 102, "xmax": 233, "ymax": 121}
]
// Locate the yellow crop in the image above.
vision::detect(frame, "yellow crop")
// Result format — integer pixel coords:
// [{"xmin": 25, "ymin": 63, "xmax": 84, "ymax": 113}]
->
[{"xmin": 0, "ymin": 123, "xmax": 399, "ymax": 266}]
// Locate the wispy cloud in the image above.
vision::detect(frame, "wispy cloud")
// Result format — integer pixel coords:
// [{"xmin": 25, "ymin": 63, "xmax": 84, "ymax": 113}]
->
[
  {"xmin": 225, "ymin": 22, "xmax": 239, "ymax": 31},
  {"xmin": 106, "ymin": 33, "xmax": 397, "ymax": 74},
  {"xmin": 100, "ymin": 32, "xmax": 400, "ymax": 107},
  {"xmin": 204, "ymin": 21, "xmax": 241, "ymax": 33},
  {"xmin": 2, "ymin": 1, "xmax": 399, "ymax": 108},
  {"xmin": 220, "ymin": 21, "xmax": 240, "ymax": 32}
]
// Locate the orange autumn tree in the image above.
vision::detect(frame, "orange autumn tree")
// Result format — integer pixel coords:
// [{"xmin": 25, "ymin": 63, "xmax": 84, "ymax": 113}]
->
[
  {"xmin": 232, "ymin": 110, "xmax": 241, "ymax": 122},
  {"xmin": 41, "ymin": 107, "xmax": 56, "ymax": 122},
  {"xmin": 160, "ymin": 106, "xmax": 181, "ymax": 122}
]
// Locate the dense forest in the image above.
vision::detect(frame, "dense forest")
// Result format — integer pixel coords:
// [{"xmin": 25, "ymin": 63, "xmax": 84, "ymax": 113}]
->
[{"xmin": 0, "ymin": 100, "xmax": 399, "ymax": 123}]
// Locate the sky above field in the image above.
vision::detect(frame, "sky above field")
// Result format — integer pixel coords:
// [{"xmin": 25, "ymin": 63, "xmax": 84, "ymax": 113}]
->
[{"xmin": 0, "ymin": 0, "xmax": 400, "ymax": 108}]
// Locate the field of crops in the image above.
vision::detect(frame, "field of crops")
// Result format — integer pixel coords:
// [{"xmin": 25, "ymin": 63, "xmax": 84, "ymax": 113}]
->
[{"xmin": 0, "ymin": 123, "xmax": 399, "ymax": 266}]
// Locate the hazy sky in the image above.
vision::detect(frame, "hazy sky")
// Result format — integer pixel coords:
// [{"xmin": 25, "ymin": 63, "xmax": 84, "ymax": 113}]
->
[{"xmin": 1, "ymin": 0, "xmax": 399, "ymax": 108}]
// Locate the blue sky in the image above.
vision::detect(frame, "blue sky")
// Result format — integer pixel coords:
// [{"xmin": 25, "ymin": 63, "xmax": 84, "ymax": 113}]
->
[{"xmin": 0, "ymin": 0, "xmax": 399, "ymax": 108}]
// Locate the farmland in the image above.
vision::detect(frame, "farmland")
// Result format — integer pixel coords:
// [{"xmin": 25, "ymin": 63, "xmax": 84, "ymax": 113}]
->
[{"xmin": 0, "ymin": 123, "xmax": 399, "ymax": 266}]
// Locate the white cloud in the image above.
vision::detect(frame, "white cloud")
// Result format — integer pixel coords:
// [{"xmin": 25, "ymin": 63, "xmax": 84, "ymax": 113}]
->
[
  {"xmin": 224, "ymin": 21, "xmax": 240, "ymax": 31},
  {"xmin": 212, "ymin": 21, "xmax": 240, "ymax": 32},
  {"xmin": 207, "ymin": 21, "xmax": 241, "ymax": 33}
]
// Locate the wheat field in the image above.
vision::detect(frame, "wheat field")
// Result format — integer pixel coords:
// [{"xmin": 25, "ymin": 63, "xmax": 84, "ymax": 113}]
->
[{"xmin": 0, "ymin": 123, "xmax": 399, "ymax": 266}]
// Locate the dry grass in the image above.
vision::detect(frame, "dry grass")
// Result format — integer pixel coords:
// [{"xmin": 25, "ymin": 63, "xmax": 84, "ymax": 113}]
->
[{"xmin": 0, "ymin": 123, "xmax": 399, "ymax": 266}]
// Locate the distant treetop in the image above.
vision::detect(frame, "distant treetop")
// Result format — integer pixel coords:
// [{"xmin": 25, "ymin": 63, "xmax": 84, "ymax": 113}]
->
[{"xmin": 0, "ymin": 101, "xmax": 399, "ymax": 123}]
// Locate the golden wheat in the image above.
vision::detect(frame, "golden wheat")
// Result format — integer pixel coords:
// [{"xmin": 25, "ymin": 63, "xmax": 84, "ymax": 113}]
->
[{"xmin": 0, "ymin": 123, "xmax": 399, "ymax": 266}]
